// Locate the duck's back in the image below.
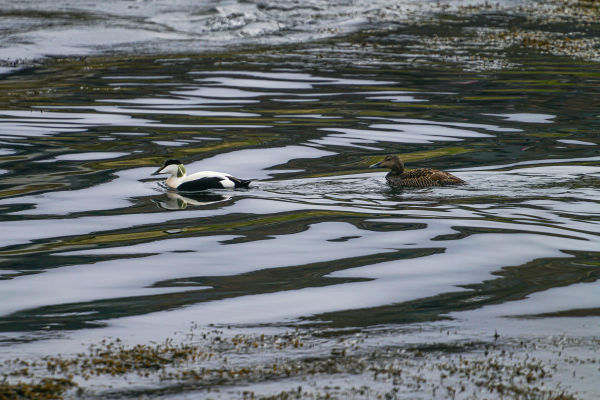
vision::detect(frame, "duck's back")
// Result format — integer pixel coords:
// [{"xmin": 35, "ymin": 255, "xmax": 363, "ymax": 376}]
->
[{"xmin": 386, "ymin": 168, "xmax": 464, "ymax": 187}]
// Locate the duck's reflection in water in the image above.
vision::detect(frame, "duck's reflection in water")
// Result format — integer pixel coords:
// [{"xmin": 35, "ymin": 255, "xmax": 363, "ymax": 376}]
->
[{"xmin": 153, "ymin": 191, "xmax": 232, "ymax": 210}]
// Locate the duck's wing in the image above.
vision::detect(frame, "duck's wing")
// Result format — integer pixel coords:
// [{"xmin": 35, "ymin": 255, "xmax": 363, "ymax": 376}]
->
[
  {"xmin": 401, "ymin": 168, "xmax": 440, "ymax": 179},
  {"xmin": 429, "ymin": 170, "xmax": 464, "ymax": 184},
  {"xmin": 389, "ymin": 168, "xmax": 464, "ymax": 187}
]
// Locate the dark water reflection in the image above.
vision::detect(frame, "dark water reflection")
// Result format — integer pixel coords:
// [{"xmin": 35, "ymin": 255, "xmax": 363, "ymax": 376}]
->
[{"xmin": 0, "ymin": 35, "xmax": 599, "ymax": 348}]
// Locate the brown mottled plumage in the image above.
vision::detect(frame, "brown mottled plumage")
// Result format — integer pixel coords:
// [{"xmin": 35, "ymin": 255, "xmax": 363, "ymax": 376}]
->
[{"xmin": 369, "ymin": 155, "xmax": 464, "ymax": 187}]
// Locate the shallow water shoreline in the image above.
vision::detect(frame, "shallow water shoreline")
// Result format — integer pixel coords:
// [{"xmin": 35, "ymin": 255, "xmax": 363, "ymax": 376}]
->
[{"xmin": 2, "ymin": 320, "xmax": 599, "ymax": 399}]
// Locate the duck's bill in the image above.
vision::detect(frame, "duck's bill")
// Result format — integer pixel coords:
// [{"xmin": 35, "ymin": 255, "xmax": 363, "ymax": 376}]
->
[
  {"xmin": 151, "ymin": 167, "xmax": 165, "ymax": 176},
  {"xmin": 369, "ymin": 162, "xmax": 382, "ymax": 169}
]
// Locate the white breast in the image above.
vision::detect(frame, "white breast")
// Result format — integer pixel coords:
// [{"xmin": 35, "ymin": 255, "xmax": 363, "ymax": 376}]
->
[{"xmin": 166, "ymin": 175, "xmax": 181, "ymax": 189}]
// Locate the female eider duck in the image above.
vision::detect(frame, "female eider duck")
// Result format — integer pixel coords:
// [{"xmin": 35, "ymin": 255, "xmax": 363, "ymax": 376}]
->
[
  {"xmin": 152, "ymin": 159, "xmax": 252, "ymax": 191},
  {"xmin": 370, "ymin": 155, "xmax": 464, "ymax": 187}
]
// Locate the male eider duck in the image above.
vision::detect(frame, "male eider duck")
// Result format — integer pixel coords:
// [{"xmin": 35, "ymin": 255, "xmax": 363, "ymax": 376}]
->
[
  {"xmin": 152, "ymin": 159, "xmax": 252, "ymax": 191},
  {"xmin": 370, "ymin": 155, "xmax": 464, "ymax": 187}
]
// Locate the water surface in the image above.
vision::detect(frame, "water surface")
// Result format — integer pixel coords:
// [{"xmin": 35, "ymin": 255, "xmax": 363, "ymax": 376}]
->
[{"xmin": 1, "ymin": 2, "xmax": 599, "ymax": 398}]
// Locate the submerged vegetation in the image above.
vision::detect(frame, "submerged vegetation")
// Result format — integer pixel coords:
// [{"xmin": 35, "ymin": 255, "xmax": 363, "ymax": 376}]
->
[{"xmin": 0, "ymin": 328, "xmax": 592, "ymax": 399}]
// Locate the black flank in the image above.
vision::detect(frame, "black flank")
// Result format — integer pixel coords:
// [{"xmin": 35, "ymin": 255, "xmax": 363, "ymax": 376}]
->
[{"xmin": 177, "ymin": 177, "xmax": 226, "ymax": 191}]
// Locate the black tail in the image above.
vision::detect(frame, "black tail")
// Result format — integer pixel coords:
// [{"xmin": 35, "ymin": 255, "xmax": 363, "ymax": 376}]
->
[{"xmin": 232, "ymin": 178, "xmax": 252, "ymax": 188}]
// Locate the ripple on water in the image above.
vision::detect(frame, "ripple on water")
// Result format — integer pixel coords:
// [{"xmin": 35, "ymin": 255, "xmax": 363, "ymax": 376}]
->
[
  {"xmin": 483, "ymin": 112, "xmax": 556, "ymax": 123},
  {"xmin": 42, "ymin": 152, "xmax": 129, "ymax": 162}
]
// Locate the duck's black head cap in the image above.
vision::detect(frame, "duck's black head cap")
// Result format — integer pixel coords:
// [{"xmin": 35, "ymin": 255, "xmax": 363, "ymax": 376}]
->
[{"xmin": 164, "ymin": 159, "xmax": 183, "ymax": 166}]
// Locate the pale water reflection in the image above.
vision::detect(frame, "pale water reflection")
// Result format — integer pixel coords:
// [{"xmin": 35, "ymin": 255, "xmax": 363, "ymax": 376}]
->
[{"xmin": 153, "ymin": 192, "xmax": 232, "ymax": 210}]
